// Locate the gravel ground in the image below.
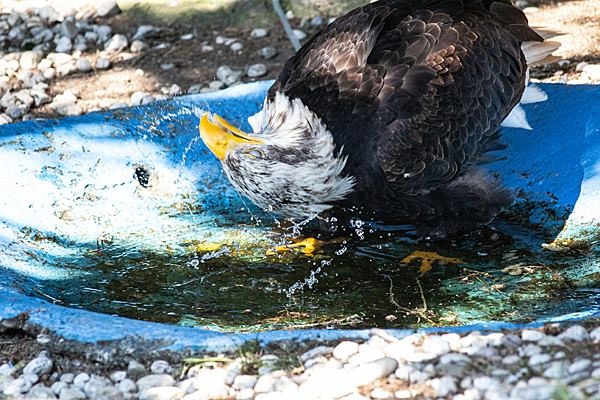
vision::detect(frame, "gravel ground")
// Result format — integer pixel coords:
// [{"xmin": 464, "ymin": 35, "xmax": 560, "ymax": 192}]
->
[
  {"xmin": 1, "ymin": 1, "xmax": 600, "ymax": 399},
  {"xmin": 1, "ymin": 322, "xmax": 600, "ymax": 400}
]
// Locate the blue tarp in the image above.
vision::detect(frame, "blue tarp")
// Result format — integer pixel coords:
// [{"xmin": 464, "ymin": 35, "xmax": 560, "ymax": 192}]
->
[{"xmin": 1, "ymin": 81, "xmax": 599, "ymax": 351}]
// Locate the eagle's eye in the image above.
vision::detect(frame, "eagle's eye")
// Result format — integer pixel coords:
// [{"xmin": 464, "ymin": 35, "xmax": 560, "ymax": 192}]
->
[{"xmin": 244, "ymin": 149, "xmax": 264, "ymax": 159}]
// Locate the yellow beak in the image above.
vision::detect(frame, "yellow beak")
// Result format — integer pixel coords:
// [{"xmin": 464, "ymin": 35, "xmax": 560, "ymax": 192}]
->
[{"xmin": 199, "ymin": 113, "xmax": 263, "ymax": 160}]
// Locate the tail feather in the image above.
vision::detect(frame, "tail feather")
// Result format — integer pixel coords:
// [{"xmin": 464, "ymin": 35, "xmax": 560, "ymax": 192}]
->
[{"xmin": 501, "ymin": 27, "xmax": 562, "ymax": 130}]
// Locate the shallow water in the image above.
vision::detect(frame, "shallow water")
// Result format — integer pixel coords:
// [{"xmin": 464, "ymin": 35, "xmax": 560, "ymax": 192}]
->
[{"xmin": 13, "ymin": 215, "xmax": 600, "ymax": 332}]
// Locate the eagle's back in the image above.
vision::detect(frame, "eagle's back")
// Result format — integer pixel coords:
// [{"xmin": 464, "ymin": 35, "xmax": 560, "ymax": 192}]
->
[{"xmin": 268, "ymin": 0, "xmax": 541, "ymax": 227}]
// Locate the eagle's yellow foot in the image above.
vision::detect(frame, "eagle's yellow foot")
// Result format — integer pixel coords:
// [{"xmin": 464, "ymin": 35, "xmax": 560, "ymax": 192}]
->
[
  {"xmin": 401, "ymin": 251, "xmax": 464, "ymax": 276},
  {"xmin": 267, "ymin": 237, "xmax": 323, "ymax": 256}
]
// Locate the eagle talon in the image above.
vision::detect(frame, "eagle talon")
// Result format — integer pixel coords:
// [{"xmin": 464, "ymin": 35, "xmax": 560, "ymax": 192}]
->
[
  {"xmin": 268, "ymin": 237, "xmax": 322, "ymax": 256},
  {"xmin": 401, "ymin": 251, "xmax": 464, "ymax": 276}
]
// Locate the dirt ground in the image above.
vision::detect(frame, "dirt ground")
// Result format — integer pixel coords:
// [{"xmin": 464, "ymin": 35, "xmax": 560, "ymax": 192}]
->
[{"xmin": 24, "ymin": 0, "xmax": 600, "ymax": 119}]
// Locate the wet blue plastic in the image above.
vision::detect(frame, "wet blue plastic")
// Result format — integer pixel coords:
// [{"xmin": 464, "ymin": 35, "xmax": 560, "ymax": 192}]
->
[{"xmin": 1, "ymin": 81, "xmax": 599, "ymax": 350}]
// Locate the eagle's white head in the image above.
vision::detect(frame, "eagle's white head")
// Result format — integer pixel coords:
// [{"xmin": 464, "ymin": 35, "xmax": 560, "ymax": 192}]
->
[{"xmin": 199, "ymin": 92, "xmax": 356, "ymax": 219}]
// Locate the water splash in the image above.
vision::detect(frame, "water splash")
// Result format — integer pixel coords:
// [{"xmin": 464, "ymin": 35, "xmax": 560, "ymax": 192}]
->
[{"xmin": 285, "ymin": 259, "xmax": 331, "ymax": 297}]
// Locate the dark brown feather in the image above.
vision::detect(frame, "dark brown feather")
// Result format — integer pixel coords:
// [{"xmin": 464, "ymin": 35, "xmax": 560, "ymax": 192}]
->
[{"xmin": 267, "ymin": 0, "xmax": 541, "ymax": 235}]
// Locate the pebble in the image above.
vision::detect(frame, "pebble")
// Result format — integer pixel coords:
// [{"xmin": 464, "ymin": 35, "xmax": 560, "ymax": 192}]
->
[
  {"xmin": 370, "ymin": 387, "xmax": 392, "ymax": 399},
  {"xmin": 423, "ymin": 335, "xmax": 451, "ymax": 356},
  {"xmin": 232, "ymin": 375, "xmax": 257, "ymax": 390},
  {"xmin": 137, "ymin": 374, "xmax": 175, "ymax": 392},
  {"xmin": 250, "ymin": 28, "xmax": 268, "ymax": 38},
  {"xmin": 333, "ymin": 341, "xmax": 359, "ymax": 362},
  {"xmin": 246, "ymin": 63, "xmax": 267, "ymax": 78},
  {"xmin": 19, "ymin": 50, "xmax": 43, "ymax": 70},
  {"xmin": 59, "ymin": 387, "xmax": 86, "ymax": 400},
  {"xmin": 130, "ymin": 40, "xmax": 148, "ymax": 53},
  {"xmin": 583, "ymin": 64, "xmax": 600, "ymax": 81},
  {"xmin": 230, "ymin": 42, "xmax": 244, "ymax": 52},
  {"xmin": 75, "ymin": 58, "xmax": 92, "ymax": 72},
  {"xmin": 521, "ymin": 330, "xmax": 546, "ymax": 342},
  {"xmin": 23, "ymin": 357, "xmax": 53, "ymax": 376},
  {"xmin": 300, "ymin": 346, "xmax": 334, "ymax": 362},
  {"xmin": 95, "ymin": 57, "xmax": 111, "ymax": 70},
  {"xmin": 260, "ymin": 46, "xmax": 277, "ymax": 60},
  {"xmin": 150, "ymin": 361, "xmax": 172, "ymax": 375},
  {"xmin": 140, "ymin": 386, "xmax": 185, "ymax": 400},
  {"xmin": 292, "ymin": 29, "xmax": 307, "ymax": 40},
  {"xmin": 55, "ymin": 36, "xmax": 72, "ymax": 53},
  {"xmin": 133, "ymin": 25, "xmax": 156, "ymax": 40},
  {"xmin": 117, "ymin": 378, "xmax": 137, "ymax": 393},
  {"xmin": 558, "ymin": 325, "xmax": 589, "ymax": 341},
  {"xmin": 104, "ymin": 33, "xmax": 128, "ymax": 53},
  {"xmin": 543, "ymin": 360, "xmax": 569, "ymax": 379},
  {"xmin": 214, "ymin": 65, "xmax": 240, "ymax": 84}
]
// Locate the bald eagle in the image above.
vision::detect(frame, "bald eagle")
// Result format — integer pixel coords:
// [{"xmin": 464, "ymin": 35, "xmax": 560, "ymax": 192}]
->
[{"xmin": 200, "ymin": 0, "xmax": 556, "ymax": 236}]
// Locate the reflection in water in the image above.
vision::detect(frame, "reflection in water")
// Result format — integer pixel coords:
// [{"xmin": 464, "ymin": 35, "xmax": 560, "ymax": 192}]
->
[{"xmin": 17, "ymin": 218, "xmax": 600, "ymax": 332}]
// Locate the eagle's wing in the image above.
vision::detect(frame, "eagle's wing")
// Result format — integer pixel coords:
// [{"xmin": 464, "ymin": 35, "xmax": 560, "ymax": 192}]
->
[{"xmin": 269, "ymin": 0, "xmax": 541, "ymax": 193}]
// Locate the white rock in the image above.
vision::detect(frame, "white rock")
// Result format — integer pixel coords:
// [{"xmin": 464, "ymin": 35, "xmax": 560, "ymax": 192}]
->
[
  {"xmin": 591, "ymin": 327, "xmax": 600, "ymax": 342},
  {"xmin": 26, "ymin": 383, "xmax": 57, "ymax": 398},
  {"xmin": 511, "ymin": 384, "xmax": 555, "ymax": 399},
  {"xmin": 216, "ymin": 65, "xmax": 241, "ymax": 85},
  {"xmin": 55, "ymin": 36, "xmax": 72, "ymax": 53},
  {"xmin": 60, "ymin": 373, "xmax": 75, "ymax": 383},
  {"xmin": 56, "ymin": 62, "xmax": 77, "ymax": 77},
  {"xmin": 333, "ymin": 341, "xmax": 359, "ymax": 362},
  {"xmin": 0, "ymin": 363, "xmax": 16, "ymax": 376},
  {"xmin": 136, "ymin": 375, "xmax": 175, "ymax": 393},
  {"xmin": 583, "ymin": 64, "xmax": 600, "ymax": 81},
  {"xmin": 150, "ymin": 361, "xmax": 172, "ymax": 375},
  {"xmin": 521, "ymin": 330, "xmax": 546, "ymax": 342},
  {"xmin": 543, "ymin": 361, "xmax": 569, "ymax": 379},
  {"xmin": 105, "ymin": 34, "xmax": 128, "ymax": 53},
  {"xmin": 558, "ymin": 325, "xmax": 589, "ymax": 342},
  {"xmin": 19, "ymin": 51, "xmax": 43, "ymax": 70},
  {"xmin": 201, "ymin": 45, "xmax": 214, "ymax": 52},
  {"xmin": 538, "ymin": 335, "xmax": 565, "ymax": 347},
  {"xmin": 130, "ymin": 91, "xmax": 151, "ymax": 106},
  {"xmin": 60, "ymin": 19, "xmax": 78, "ymax": 39},
  {"xmin": 59, "ymin": 387, "xmax": 86, "ymax": 400},
  {"xmin": 576, "ymin": 61, "xmax": 589, "ymax": 72},
  {"xmin": 246, "ymin": 63, "xmax": 267, "ymax": 78},
  {"xmin": 473, "ymin": 376, "xmax": 500, "ymax": 392},
  {"xmin": 23, "ymin": 357, "xmax": 53, "ymax": 376},
  {"xmin": 5, "ymin": 105, "xmax": 24, "ymax": 120},
  {"xmin": 432, "ymin": 376, "xmax": 457, "ymax": 397},
  {"xmin": 253, "ymin": 374, "xmax": 275, "ymax": 393},
  {"xmin": 529, "ymin": 353, "xmax": 551, "ymax": 367},
  {"xmin": 190, "ymin": 368, "xmax": 228, "ymax": 397},
  {"xmin": 130, "ymin": 40, "xmax": 148, "ymax": 53},
  {"xmin": 43, "ymin": 68, "xmax": 56, "ymax": 80},
  {"xmin": 23, "ymin": 372, "xmax": 39, "ymax": 384},
  {"xmin": 75, "ymin": 58, "xmax": 91, "ymax": 72},
  {"xmin": 215, "ymin": 36, "xmax": 238, "ymax": 46},
  {"xmin": 300, "ymin": 346, "xmax": 335, "ymax": 363},
  {"xmin": 180, "ymin": 33, "xmax": 194, "ymax": 40},
  {"xmin": 370, "ymin": 387, "xmax": 392, "ymax": 399},
  {"xmin": 592, "ymin": 368, "xmax": 600, "ymax": 379},
  {"xmin": 568, "ymin": 359, "xmax": 591, "ymax": 374},
  {"xmin": 230, "ymin": 42, "xmax": 244, "ymax": 52},
  {"xmin": 251, "ymin": 28, "xmax": 268, "ymax": 38},
  {"xmin": 160, "ymin": 63, "xmax": 174, "ymax": 71},
  {"xmin": 423, "ymin": 335, "xmax": 451, "ymax": 356},
  {"xmin": 133, "ymin": 25, "xmax": 156, "ymax": 40},
  {"xmin": 3, "ymin": 377, "xmax": 32, "ymax": 395},
  {"xmin": 501, "ymin": 354, "xmax": 520, "ymax": 365},
  {"xmin": 168, "ymin": 84, "xmax": 182, "ymax": 96},
  {"xmin": 187, "ymin": 84, "xmax": 202, "ymax": 94},
  {"xmin": 95, "ymin": 25, "xmax": 113, "ymax": 43},
  {"xmin": 51, "ymin": 381, "xmax": 67, "ymax": 394},
  {"xmin": 293, "ymin": 29, "xmax": 307, "ymax": 40},
  {"xmin": 232, "ymin": 375, "xmax": 257, "ymax": 390},
  {"xmin": 117, "ymin": 378, "xmax": 137, "ymax": 393},
  {"xmin": 95, "ymin": 57, "xmax": 111, "ymax": 70},
  {"xmin": 310, "ymin": 15, "xmax": 324, "ymax": 26},
  {"xmin": 82, "ymin": 375, "xmax": 113, "ymax": 398},
  {"xmin": 110, "ymin": 371, "xmax": 127, "ymax": 383},
  {"xmin": 95, "ymin": 0, "xmax": 120, "ymax": 17},
  {"xmin": 38, "ymin": 6, "xmax": 60, "ymax": 23},
  {"xmin": 140, "ymin": 386, "xmax": 184, "ymax": 400},
  {"xmin": 260, "ymin": 46, "xmax": 277, "ymax": 60}
]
